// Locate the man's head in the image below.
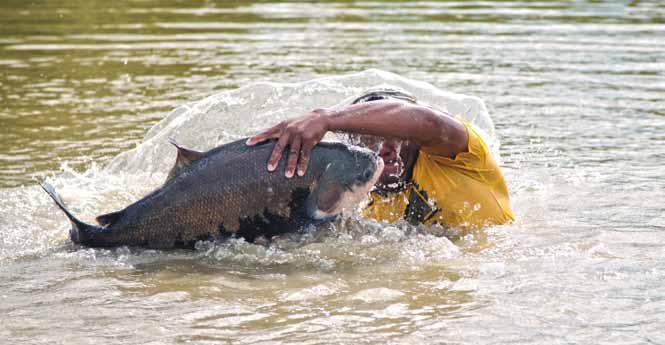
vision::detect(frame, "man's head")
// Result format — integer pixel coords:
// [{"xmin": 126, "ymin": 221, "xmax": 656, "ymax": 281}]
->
[
  {"xmin": 350, "ymin": 87, "xmax": 417, "ymax": 105},
  {"xmin": 348, "ymin": 87, "xmax": 418, "ymax": 193}
]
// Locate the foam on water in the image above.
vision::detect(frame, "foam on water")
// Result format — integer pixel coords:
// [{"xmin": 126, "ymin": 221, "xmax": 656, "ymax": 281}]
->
[{"xmin": 0, "ymin": 69, "xmax": 492, "ymax": 265}]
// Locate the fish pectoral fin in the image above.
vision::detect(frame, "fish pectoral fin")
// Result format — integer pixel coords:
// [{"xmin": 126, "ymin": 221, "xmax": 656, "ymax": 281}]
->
[
  {"xmin": 317, "ymin": 184, "xmax": 343, "ymax": 213},
  {"xmin": 96, "ymin": 210, "xmax": 124, "ymax": 227},
  {"xmin": 166, "ymin": 137, "xmax": 205, "ymax": 181},
  {"xmin": 307, "ymin": 180, "xmax": 344, "ymax": 219}
]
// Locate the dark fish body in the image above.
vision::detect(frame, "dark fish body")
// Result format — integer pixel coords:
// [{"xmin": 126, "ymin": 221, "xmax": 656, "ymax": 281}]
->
[{"xmin": 42, "ymin": 139, "xmax": 382, "ymax": 249}]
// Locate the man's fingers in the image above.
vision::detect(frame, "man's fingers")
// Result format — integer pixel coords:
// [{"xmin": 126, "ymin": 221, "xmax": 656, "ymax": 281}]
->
[
  {"xmin": 297, "ymin": 142, "xmax": 314, "ymax": 176},
  {"xmin": 285, "ymin": 137, "xmax": 302, "ymax": 178},
  {"xmin": 246, "ymin": 126, "xmax": 281, "ymax": 146},
  {"xmin": 268, "ymin": 134, "xmax": 290, "ymax": 171}
]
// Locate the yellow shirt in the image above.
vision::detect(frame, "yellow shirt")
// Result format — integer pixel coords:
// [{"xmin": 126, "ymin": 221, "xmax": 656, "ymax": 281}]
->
[{"xmin": 363, "ymin": 121, "xmax": 514, "ymax": 229}]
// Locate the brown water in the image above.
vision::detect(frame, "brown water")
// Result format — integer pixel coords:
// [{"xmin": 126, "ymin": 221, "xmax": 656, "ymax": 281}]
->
[{"xmin": 1, "ymin": 1, "xmax": 665, "ymax": 344}]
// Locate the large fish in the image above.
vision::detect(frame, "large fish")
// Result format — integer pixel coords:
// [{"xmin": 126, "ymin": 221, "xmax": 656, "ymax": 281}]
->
[{"xmin": 41, "ymin": 139, "xmax": 383, "ymax": 248}]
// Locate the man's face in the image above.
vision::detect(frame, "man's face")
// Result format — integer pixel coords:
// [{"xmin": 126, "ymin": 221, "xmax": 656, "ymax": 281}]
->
[{"xmin": 358, "ymin": 135, "xmax": 405, "ymax": 191}]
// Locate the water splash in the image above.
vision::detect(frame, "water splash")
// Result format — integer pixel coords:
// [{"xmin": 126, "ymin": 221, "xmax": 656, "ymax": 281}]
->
[{"xmin": 1, "ymin": 69, "xmax": 493, "ymax": 264}]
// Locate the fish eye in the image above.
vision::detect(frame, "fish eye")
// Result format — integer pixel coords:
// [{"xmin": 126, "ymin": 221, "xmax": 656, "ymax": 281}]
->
[{"xmin": 363, "ymin": 169, "xmax": 373, "ymax": 180}]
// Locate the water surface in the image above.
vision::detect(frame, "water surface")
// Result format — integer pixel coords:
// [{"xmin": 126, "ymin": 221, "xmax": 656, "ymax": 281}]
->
[{"xmin": 1, "ymin": 1, "xmax": 664, "ymax": 344}]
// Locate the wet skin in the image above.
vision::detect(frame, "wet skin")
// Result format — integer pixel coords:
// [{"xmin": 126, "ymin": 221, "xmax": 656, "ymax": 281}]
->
[
  {"xmin": 357, "ymin": 135, "xmax": 419, "ymax": 192},
  {"xmin": 246, "ymin": 99, "xmax": 468, "ymax": 192}
]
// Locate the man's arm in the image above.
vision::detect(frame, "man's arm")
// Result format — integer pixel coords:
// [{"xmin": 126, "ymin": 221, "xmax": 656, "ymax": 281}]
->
[{"xmin": 246, "ymin": 100, "xmax": 468, "ymax": 177}]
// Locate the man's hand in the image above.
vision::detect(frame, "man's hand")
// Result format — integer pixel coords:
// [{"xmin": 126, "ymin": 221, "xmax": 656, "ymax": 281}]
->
[{"xmin": 246, "ymin": 109, "xmax": 332, "ymax": 178}]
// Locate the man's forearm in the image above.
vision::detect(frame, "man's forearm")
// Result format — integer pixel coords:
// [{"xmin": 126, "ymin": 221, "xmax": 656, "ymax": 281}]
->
[
  {"xmin": 322, "ymin": 100, "xmax": 467, "ymax": 157},
  {"xmin": 246, "ymin": 98, "xmax": 469, "ymax": 175}
]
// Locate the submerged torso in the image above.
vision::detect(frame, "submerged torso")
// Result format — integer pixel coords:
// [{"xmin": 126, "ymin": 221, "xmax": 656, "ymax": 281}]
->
[{"xmin": 363, "ymin": 121, "xmax": 514, "ymax": 229}]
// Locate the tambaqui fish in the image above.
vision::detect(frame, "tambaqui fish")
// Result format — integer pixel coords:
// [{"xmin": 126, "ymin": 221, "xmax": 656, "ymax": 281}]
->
[{"xmin": 41, "ymin": 138, "xmax": 383, "ymax": 248}]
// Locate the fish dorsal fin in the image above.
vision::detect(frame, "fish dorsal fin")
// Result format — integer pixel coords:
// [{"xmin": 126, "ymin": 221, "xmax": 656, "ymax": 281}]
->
[
  {"xmin": 166, "ymin": 138, "xmax": 205, "ymax": 181},
  {"xmin": 96, "ymin": 210, "xmax": 123, "ymax": 227}
]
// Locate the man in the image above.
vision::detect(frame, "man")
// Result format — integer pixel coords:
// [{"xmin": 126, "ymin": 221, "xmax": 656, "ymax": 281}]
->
[{"xmin": 246, "ymin": 88, "xmax": 514, "ymax": 229}]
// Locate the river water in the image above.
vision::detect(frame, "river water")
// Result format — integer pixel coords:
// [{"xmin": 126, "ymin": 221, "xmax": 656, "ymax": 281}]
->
[{"xmin": 1, "ymin": 1, "xmax": 664, "ymax": 344}]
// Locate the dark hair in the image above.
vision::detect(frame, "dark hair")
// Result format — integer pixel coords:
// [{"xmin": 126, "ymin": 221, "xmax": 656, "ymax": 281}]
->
[
  {"xmin": 350, "ymin": 87, "xmax": 417, "ymax": 105},
  {"xmin": 344, "ymin": 87, "xmax": 417, "ymax": 146}
]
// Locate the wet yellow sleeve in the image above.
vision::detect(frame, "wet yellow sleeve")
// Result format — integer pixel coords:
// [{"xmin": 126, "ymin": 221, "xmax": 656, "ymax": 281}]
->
[{"xmin": 363, "ymin": 121, "xmax": 514, "ymax": 229}]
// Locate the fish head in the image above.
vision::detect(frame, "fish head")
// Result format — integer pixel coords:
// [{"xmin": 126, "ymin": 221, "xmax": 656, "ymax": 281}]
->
[{"xmin": 308, "ymin": 145, "xmax": 384, "ymax": 219}]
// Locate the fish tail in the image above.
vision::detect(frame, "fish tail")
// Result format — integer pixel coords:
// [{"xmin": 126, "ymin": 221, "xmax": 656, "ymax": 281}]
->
[{"xmin": 40, "ymin": 181, "xmax": 103, "ymax": 245}]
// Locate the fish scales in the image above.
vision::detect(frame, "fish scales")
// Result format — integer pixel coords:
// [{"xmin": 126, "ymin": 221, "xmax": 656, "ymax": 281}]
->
[
  {"xmin": 41, "ymin": 138, "xmax": 382, "ymax": 249},
  {"xmin": 110, "ymin": 140, "xmax": 320, "ymax": 245}
]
